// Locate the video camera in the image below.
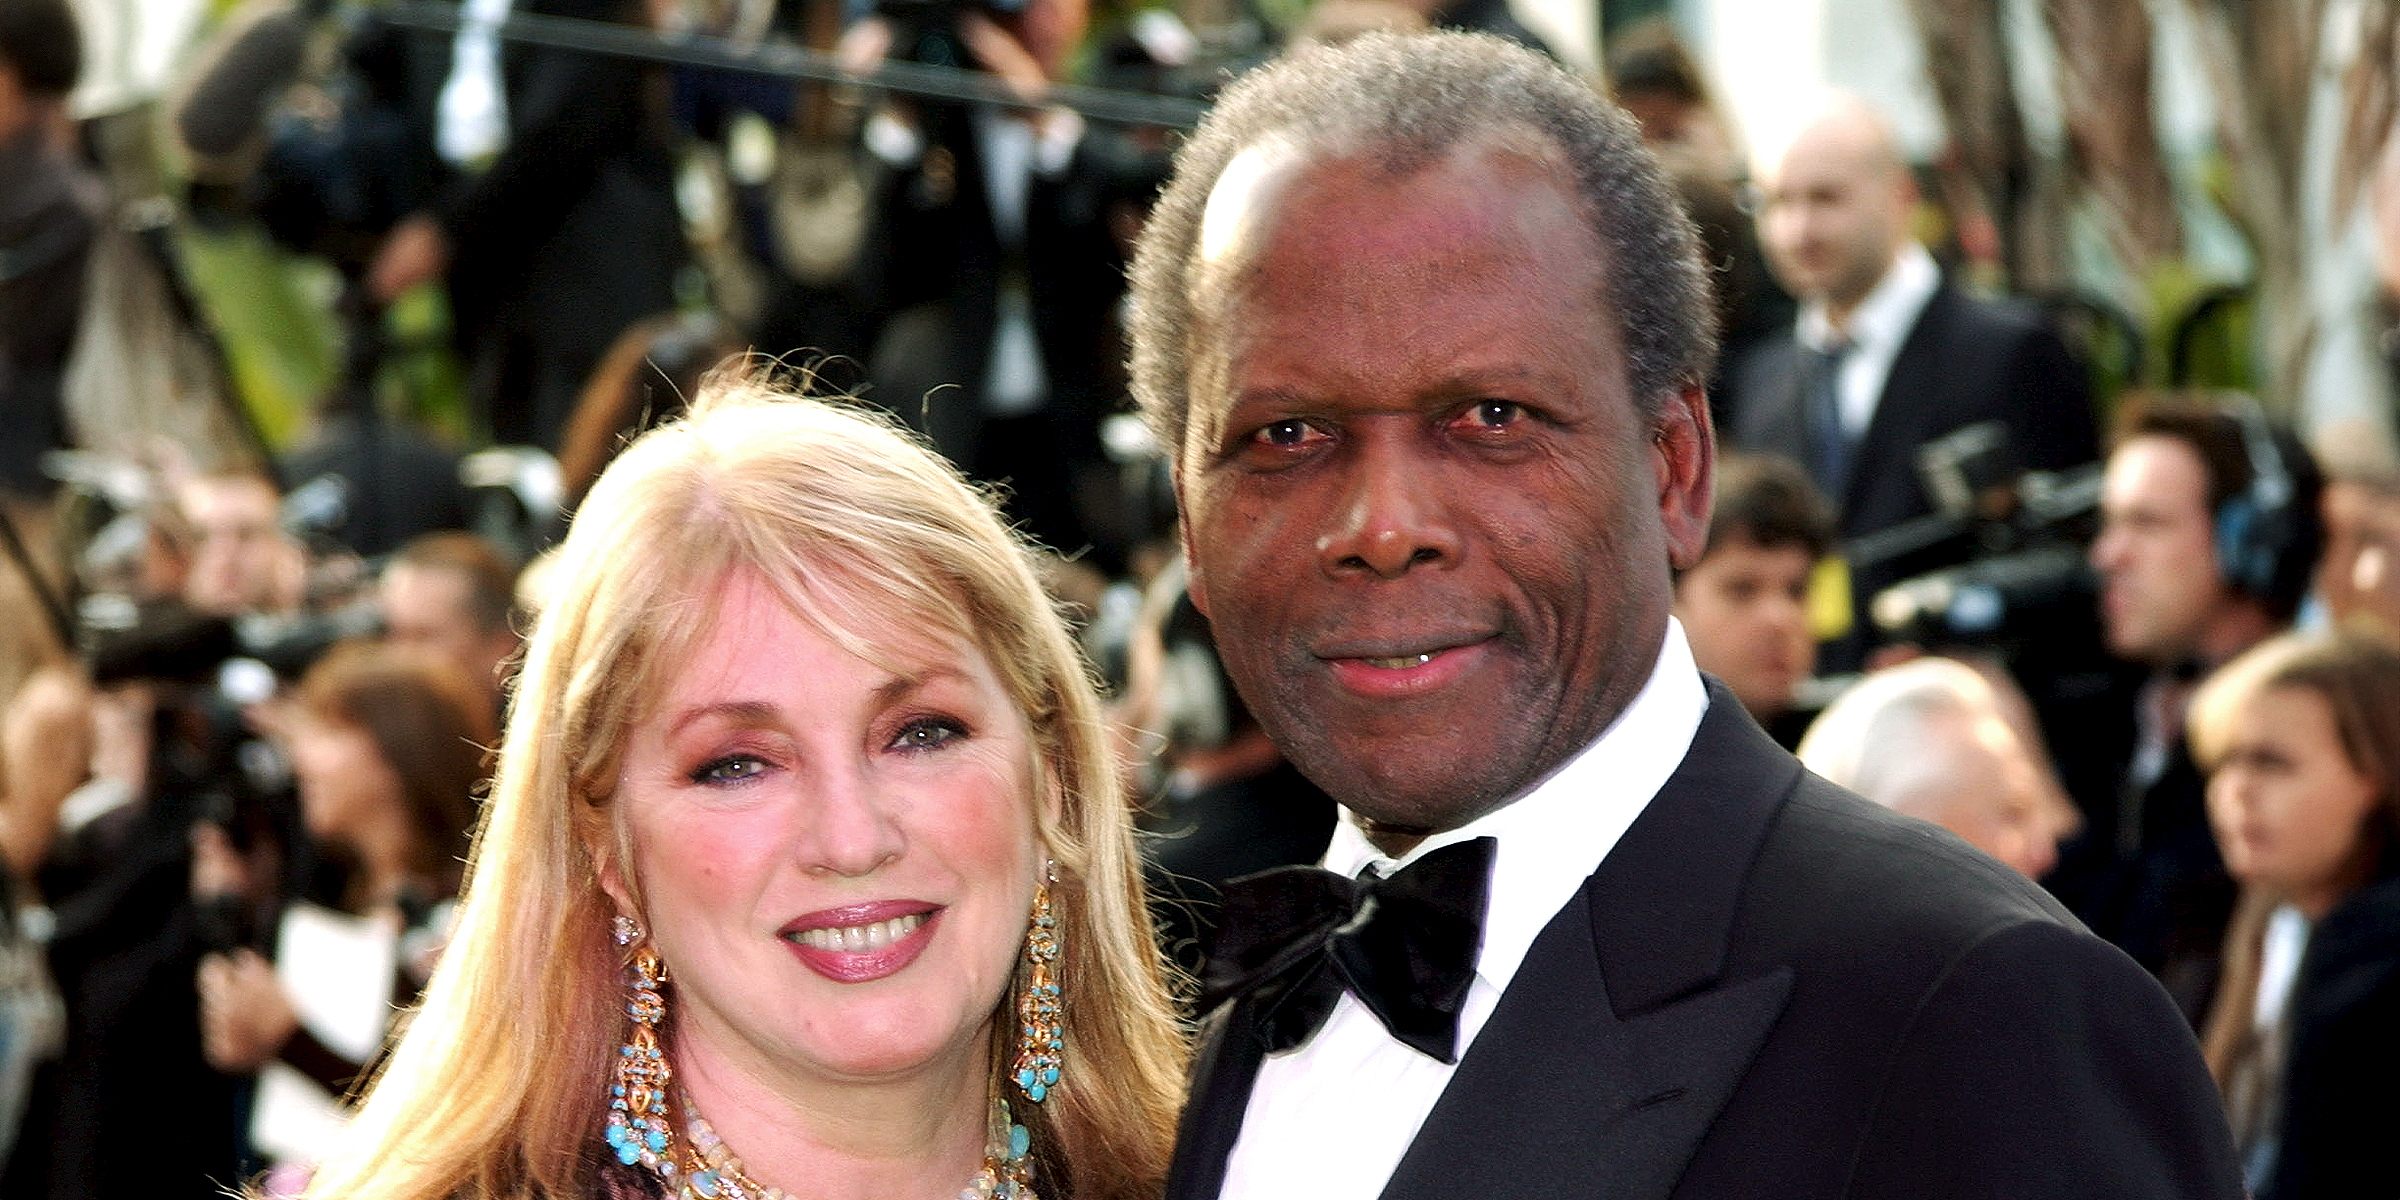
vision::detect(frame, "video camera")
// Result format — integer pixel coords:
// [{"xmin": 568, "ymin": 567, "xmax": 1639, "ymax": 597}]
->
[
  {"xmin": 40, "ymin": 450, "xmax": 383, "ymax": 694},
  {"xmin": 1857, "ymin": 422, "xmax": 2104, "ymax": 649}
]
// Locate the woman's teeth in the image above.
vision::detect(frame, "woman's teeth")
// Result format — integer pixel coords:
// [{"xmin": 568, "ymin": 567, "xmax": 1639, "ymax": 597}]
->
[{"xmin": 788, "ymin": 913, "xmax": 925, "ymax": 952}]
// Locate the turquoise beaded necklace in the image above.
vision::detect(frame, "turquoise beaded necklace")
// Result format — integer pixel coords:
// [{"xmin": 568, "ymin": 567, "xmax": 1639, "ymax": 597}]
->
[{"xmin": 610, "ymin": 1083, "xmax": 1039, "ymax": 1200}]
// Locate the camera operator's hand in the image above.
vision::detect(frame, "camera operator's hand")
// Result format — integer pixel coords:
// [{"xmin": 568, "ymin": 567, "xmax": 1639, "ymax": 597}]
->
[
  {"xmin": 958, "ymin": 9, "xmax": 1051, "ymax": 106},
  {"xmin": 197, "ymin": 947, "xmax": 299, "ymax": 1073},
  {"xmin": 836, "ymin": 15, "xmax": 895, "ymax": 78},
  {"xmin": 368, "ymin": 214, "xmax": 452, "ymax": 306},
  {"xmin": 189, "ymin": 822, "xmax": 253, "ymax": 901}
]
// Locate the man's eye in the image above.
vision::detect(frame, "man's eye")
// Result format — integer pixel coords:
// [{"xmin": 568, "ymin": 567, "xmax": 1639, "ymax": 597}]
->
[
  {"xmin": 1464, "ymin": 401, "xmax": 1525, "ymax": 428},
  {"xmin": 1252, "ymin": 419, "xmax": 1316, "ymax": 447}
]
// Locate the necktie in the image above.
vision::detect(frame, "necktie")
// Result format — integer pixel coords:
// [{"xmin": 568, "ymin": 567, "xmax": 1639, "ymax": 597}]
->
[
  {"xmin": 1806, "ymin": 339, "xmax": 1853, "ymax": 497},
  {"xmin": 1200, "ymin": 836, "xmax": 1495, "ymax": 1063}
]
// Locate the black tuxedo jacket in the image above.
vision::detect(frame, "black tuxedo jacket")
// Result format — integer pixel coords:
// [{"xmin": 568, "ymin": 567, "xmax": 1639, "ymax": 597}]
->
[
  {"xmin": 1167, "ymin": 685, "xmax": 2242, "ymax": 1200},
  {"xmin": 1724, "ymin": 280, "xmax": 2096, "ymax": 663}
]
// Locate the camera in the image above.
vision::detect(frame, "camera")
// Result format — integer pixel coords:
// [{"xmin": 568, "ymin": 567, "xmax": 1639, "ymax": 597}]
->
[{"xmin": 1861, "ymin": 422, "xmax": 2104, "ymax": 649}]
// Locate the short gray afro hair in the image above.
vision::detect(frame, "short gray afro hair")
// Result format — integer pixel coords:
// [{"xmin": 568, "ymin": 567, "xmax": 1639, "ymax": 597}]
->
[{"xmin": 1126, "ymin": 29, "xmax": 1716, "ymax": 467}]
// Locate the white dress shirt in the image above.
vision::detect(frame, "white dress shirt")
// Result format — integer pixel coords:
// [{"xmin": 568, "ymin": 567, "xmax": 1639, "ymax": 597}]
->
[
  {"xmin": 971, "ymin": 105, "xmax": 1081, "ymax": 417},
  {"xmin": 1796, "ymin": 241, "xmax": 1938, "ymax": 440},
  {"xmin": 436, "ymin": 0, "xmax": 513, "ymax": 166},
  {"xmin": 1217, "ymin": 621, "xmax": 1710, "ymax": 1200}
]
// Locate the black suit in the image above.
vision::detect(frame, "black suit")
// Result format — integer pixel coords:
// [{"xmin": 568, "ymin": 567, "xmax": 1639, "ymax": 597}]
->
[
  {"xmin": 850, "ymin": 101, "xmax": 1127, "ymax": 566},
  {"xmin": 1724, "ymin": 277, "xmax": 2097, "ymax": 665},
  {"xmin": 2263, "ymin": 875, "xmax": 2400, "ymax": 1200},
  {"xmin": 357, "ymin": 0, "xmax": 684, "ymax": 451},
  {"xmin": 1169, "ymin": 684, "xmax": 2241, "ymax": 1200}
]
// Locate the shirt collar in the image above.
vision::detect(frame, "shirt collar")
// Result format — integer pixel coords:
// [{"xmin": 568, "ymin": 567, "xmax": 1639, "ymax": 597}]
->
[
  {"xmin": 1798, "ymin": 241, "xmax": 1939, "ymax": 356},
  {"xmin": 1322, "ymin": 619, "xmax": 1709, "ymax": 994}
]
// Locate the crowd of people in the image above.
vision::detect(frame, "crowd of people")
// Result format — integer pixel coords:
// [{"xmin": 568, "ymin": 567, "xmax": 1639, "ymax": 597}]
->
[{"xmin": 3, "ymin": 1, "xmax": 2400, "ymax": 1198}]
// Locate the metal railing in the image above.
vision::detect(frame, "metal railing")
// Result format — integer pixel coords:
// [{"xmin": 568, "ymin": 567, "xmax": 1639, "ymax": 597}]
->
[{"xmin": 376, "ymin": 0, "xmax": 1216, "ymax": 128}]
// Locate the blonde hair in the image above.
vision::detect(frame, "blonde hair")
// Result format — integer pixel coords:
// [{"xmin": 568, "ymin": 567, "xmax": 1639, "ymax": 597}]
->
[{"xmin": 306, "ymin": 366, "xmax": 1185, "ymax": 1200}]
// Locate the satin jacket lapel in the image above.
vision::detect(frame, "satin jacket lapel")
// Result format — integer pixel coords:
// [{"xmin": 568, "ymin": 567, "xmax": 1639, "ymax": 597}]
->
[
  {"xmin": 1166, "ymin": 996, "xmax": 1269, "ymax": 1200},
  {"xmin": 1381, "ymin": 686, "xmax": 1803, "ymax": 1200},
  {"xmin": 1380, "ymin": 892, "xmax": 1790, "ymax": 1200}
]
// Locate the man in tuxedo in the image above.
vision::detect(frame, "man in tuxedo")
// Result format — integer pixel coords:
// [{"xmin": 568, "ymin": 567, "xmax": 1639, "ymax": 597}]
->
[
  {"xmin": 1125, "ymin": 32, "xmax": 2240, "ymax": 1200},
  {"xmin": 1722, "ymin": 94, "xmax": 2096, "ymax": 669},
  {"xmin": 358, "ymin": 0, "xmax": 685, "ymax": 453}
]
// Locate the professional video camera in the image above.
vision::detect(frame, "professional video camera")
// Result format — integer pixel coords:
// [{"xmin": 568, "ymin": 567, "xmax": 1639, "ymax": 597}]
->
[
  {"xmin": 1856, "ymin": 422, "xmax": 2105, "ymax": 649},
  {"xmin": 45, "ymin": 451, "xmax": 380, "ymax": 694}
]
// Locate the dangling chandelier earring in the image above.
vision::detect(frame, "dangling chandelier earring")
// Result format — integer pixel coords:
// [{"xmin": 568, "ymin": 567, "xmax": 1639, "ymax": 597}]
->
[
  {"xmin": 605, "ymin": 914, "xmax": 676, "ymax": 1176},
  {"xmin": 1012, "ymin": 863, "xmax": 1063, "ymax": 1105}
]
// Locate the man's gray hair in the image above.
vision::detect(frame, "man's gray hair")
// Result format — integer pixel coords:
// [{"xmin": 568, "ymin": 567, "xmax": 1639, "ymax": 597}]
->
[{"xmin": 1127, "ymin": 29, "xmax": 1716, "ymax": 466}]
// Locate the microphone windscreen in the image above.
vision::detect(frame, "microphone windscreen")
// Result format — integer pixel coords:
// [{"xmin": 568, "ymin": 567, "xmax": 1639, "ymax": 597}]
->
[{"xmin": 176, "ymin": 8, "xmax": 312, "ymax": 159}]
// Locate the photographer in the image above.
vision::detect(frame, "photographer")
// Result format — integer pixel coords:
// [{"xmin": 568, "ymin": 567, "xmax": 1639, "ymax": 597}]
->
[
  {"xmin": 376, "ymin": 530, "xmax": 521, "ymax": 726},
  {"xmin": 0, "ymin": 0, "xmax": 103, "ymax": 704},
  {"xmin": 0, "ymin": 0, "xmax": 98, "ymax": 507},
  {"xmin": 177, "ymin": 0, "xmax": 684, "ymax": 453},
  {"xmin": 194, "ymin": 639, "xmax": 490, "ymax": 1186},
  {"xmin": 1, "ymin": 462, "xmax": 367, "ymax": 1199},
  {"xmin": 838, "ymin": 0, "xmax": 1131, "ymax": 571},
  {"xmin": 177, "ymin": 468, "xmax": 309, "ymax": 619}
]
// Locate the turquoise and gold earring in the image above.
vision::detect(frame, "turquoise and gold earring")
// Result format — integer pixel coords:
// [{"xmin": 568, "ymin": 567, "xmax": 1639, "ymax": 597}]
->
[{"xmin": 1012, "ymin": 868, "xmax": 1063, "ymax": 1104}]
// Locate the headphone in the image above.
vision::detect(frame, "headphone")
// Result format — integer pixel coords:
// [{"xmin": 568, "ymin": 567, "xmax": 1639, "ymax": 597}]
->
[{"xmin": 2211, "ymin": 392, "xmax": 2303, "ymax": 600}]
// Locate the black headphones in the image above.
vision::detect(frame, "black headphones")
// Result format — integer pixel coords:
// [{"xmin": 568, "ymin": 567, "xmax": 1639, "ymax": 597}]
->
[{"xmin": 2211, "ymin": 391, "xmax": 2302, "ymax": 599}]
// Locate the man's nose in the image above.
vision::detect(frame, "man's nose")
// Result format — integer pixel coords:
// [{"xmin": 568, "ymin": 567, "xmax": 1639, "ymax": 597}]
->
[
  {"xmin": 1315, "ymin": 438, "xmax": 1461, "ymax": 579},
  {"xmin": 2089, "ymin": 524, "xmax": 2125, "ymax": 571}
]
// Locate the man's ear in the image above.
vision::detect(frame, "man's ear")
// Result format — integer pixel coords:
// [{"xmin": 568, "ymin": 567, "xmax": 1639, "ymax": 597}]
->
[{"xmin": 1655, "ymin": 383, "xmax": 1716, "ymax": 571}]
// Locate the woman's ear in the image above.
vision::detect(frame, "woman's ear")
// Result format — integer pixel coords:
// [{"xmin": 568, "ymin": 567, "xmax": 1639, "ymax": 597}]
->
[{"xmin": 588, "ymin": 818, "xmax": 635, "ymax": 919}]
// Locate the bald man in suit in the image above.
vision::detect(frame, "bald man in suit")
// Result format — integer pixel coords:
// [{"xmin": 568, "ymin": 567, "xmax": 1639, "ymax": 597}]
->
[{"xmin": 1723, "ymin": 96, "xmax": 2097, "ymax": 669}]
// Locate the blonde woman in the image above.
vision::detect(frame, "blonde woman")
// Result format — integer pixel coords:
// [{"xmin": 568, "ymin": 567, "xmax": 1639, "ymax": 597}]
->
[{"xmin": 303, "ymin": 368, "xmax": 1185, "ymax": 1200}]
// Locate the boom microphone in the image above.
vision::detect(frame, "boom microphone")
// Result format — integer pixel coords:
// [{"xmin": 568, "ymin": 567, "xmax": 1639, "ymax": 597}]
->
[{"xmin": 176, "ymin": 3, "xmax": 314, "ymax": 160}]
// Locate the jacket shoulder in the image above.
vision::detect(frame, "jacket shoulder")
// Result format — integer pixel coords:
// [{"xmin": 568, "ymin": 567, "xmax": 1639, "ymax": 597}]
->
[{"xmin": 1747, "ymin": 771, "xmax": 2083, "ymax": 960}]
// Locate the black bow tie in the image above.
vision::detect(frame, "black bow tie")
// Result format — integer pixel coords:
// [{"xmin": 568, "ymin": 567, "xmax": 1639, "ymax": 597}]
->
[{"xmin": 1199, "ymin": 837, "xmax": 1495, "ymax": 1063}]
